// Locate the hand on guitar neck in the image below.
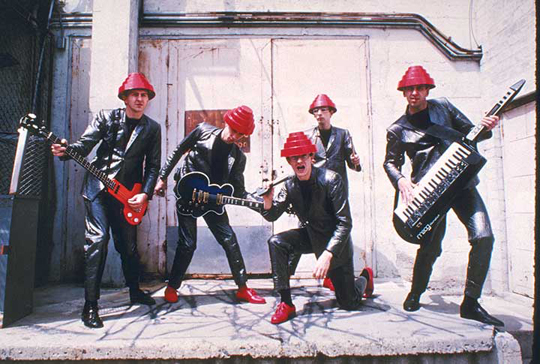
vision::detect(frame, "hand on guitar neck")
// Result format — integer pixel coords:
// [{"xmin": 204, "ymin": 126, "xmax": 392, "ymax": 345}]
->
[
  {"xmin": 260, "ymin": 182, "xmax": 274, "ymax": 210},
  {"xmin": 479, "ymin": 115, "xmax": 499, "ymax": 131},
  {"xmin": 51, "ymin": 138, "xmax": 68, "ymax": 157}
]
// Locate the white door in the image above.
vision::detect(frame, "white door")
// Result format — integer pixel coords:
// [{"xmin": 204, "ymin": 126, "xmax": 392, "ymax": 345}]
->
[
  {"xmin": 141, "ymin": 38, "xmax": 274, "ymax": 275},
  {"xmin": 141, "ymin": 37, "xmax": 374, "ymax": 277},
  {"xmin": 270, "ymin": 38, "xmax": 374, "ymax": 275}
]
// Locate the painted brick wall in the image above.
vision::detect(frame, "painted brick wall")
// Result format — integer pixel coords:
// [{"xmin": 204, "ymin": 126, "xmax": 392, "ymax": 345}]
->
[
  {"xmin": 474, "ymin": 0, "xmax": 536, "ymax": 298},
  {"xmin": 51, "ymin": 0, "xmax": 535, "ymax": 296}
]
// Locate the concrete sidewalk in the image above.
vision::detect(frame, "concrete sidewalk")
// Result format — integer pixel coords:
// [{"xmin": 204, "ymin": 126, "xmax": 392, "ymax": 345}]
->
[{"xmin": 0, "ymin": 278, "xmax": 533, "ymax": 362}]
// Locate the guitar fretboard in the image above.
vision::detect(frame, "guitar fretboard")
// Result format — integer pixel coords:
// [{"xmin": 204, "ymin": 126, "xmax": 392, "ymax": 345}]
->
[
  {"xmin": 221, "ymin": 195, "xmax": 263, "ymax": 210},
  {"xmin": 46, "ymin": 132, "xmax": 117, "ymax": 190}
]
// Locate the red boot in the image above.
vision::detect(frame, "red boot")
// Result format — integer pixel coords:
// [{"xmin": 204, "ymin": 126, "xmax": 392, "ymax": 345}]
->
[
  {"xmin": 322, "ymin": 277, "xmax": 335, "ymax": 291},
  {"xmin": 236, "ymin": 286, "xmax": 266, "ymax": 304},
  {"xmin": 361, "ymin": 267, "xmax": 374, "ymax": 298},
  {"xmin": 271, "ymin": 302, "xmax": 296, "ymax": 324},
  {"xmin": 164, "ymin": 286, "xmax": 179, "ymax": 303}
]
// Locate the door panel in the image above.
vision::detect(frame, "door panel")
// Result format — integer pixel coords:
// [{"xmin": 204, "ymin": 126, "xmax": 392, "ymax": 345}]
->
[
  {"xmin": 143, "ymin": 39, "xmax": 274, "ymax": 275},
  {"xmin": 271, "ymin": 38, "xmax": 374, "ymax": 274},
  {"xmin": 67, "ymin": 37, "xmax": 126, "ymax": 285},
  {"xmin": 67, "ymin": 36, "xmax": 375, "ymax": 280}
]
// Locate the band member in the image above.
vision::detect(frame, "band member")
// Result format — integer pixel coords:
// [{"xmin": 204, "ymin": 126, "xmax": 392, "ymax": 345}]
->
[
  {"xmin": 51, "ymin": 73, "xmax": 162, "ymax": 328},
  {"xmin": 290, "ymin": 94, "xmax": 367, "ymax": 292},
  {"xmin": 154, "ymin": 106, "xmax": 265, "ymax": 305},
  {"xmin": 383, "ymin": 65, "xmax": 503, "ymax": 326},
  {"xmin": 260, "ymin": 132, "xmax": 374, "ymax": 324},
  {"xmin": 306, "ymin": 94, "xmax": 361, "ymax": 190}
]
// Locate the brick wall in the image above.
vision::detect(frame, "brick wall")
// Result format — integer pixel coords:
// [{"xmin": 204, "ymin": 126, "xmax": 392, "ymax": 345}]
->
[{"xmin": 474, "ymin": 0, "xmax": 536, "ymax": 298}]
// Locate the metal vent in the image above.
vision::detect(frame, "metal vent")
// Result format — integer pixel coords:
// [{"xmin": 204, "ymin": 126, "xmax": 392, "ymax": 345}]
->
[
  {"xmin": 16, "ymin": 135, "xmax": 46, "ymax": 197},
  {"xmin": 0, "ymin": 136, "xmax": 17, "ymax": 193}
]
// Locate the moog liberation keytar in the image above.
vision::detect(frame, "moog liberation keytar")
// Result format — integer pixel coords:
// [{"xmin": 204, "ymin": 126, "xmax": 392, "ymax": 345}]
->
[{"xmin": 393, "ymin": 79, "xmax": 526, "ymax": 244}]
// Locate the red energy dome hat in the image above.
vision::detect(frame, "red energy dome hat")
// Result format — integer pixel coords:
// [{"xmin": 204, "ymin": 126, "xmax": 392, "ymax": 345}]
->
[
  {"xmin": 281, "ymin": 132, "xmax": 317, "ymax": 157},
  {"xmin": 309, "ymin": 94, "xmax": 337, "ymax": 114},
  {"xmin": 223, "ymin": 105, "xmax": 255, "ymax": 135},
  {"xmin": 118, "ymin": 72, "xmax": 156, "ymax": 100},
  {"xmin": 397, "ymin": 65, "xmax": 436, "ymax": 91}
]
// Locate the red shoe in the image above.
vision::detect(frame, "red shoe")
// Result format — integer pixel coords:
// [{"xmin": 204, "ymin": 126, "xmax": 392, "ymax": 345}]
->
[
  {"xmin": 322, "ymin": 277, "xmax": 335, "ymax": 291},
  {"xmin": 164, "ymin": 286, "xmax": 179, "ymax": 303},
  {"xmin": 361, "ymin": 267, "xmax": 374, "ymax": 298},
  {"xmin": 271, "ymin": 302, "xmax": 296, "ymax": 324},
  {"xmin": 236, "ymin": 286, "xmax": 266, "ymax": 304}
]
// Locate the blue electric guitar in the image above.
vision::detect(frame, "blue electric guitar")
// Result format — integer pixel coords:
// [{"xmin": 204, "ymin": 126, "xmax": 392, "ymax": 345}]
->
[{"xmin": 174, "ymin": 172, "xmax": 264, "ymax": 218}]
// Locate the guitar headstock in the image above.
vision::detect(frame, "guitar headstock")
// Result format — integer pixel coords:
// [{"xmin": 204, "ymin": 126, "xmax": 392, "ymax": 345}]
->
[{"xmin": 19, "ymin": 113, "xmax": 46, "ymax": 137}]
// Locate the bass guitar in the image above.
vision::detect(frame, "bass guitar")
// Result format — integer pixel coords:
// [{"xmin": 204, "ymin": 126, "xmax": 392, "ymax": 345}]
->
[
  {"xmin": 393, "ymin": 79, "xmax": 526, "ymax": 244},
  {"xmin": 175, "ymin": 171, "xmax": 264, "ymax": 218},
  {"xmin": 20, "ymin": 114, "xmax": 147, "ymax": 225}
]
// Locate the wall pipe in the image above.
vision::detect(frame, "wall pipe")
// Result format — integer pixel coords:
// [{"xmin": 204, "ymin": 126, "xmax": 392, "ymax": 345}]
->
[{"xmin": 51, "ymin": 11, "xmax": 482, "ymax": 61}]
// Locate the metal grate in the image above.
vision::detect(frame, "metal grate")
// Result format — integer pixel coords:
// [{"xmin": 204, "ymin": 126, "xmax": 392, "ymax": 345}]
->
[
  {"xmin": 0, "ymin": 2, "xmax": 53, "ymax": 197},
  {"xmin": 17, "ymin": 135, "xmax": 48, "ymax": 197}
]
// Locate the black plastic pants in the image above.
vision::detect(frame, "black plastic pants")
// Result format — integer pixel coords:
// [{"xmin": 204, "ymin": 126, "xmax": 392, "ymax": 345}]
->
[
  {"xmin": 168, "ymin": 209, "xmax": 248, "ymax": 289},
  {"xmin": 410, "ymin": 187, "xmax": 494, "ymax": 299},
  {"xmin": 268, "ymin": 228, "xmax": 365, "ymax": 310},
  {"xmin": 84, "ymin": 192, "xmax": 141, "ymax": 301}
]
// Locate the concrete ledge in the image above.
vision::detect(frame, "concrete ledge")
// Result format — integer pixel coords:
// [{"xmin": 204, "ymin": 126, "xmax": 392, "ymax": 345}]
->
[{"xmin": 0, "ymin": 279, "xmax": 532, "ymax": 362}]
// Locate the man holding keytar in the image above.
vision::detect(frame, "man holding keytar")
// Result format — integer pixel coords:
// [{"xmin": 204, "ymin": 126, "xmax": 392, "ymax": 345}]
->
[{"xmin": 383, "ymin": 65, "xmax": 503, "ymax": 326}]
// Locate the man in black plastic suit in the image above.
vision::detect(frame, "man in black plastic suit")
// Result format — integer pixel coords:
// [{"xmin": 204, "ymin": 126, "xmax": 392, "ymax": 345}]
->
[
  {"xmin": 260, "ymin": 131, "xmax": 374, "ymax": 324},
  {"xmin": 383, "ymin": 65, "xmax": 504, "ymax": 327},
  {"xmin": 290, "ymin": 94, "xmax": 368, "ymax": 292},
  {"xmin": 51, "ymin": 72, "xmax": 161, "ymax": 328},
  {"xmin": 154, "ymin": 106, "xmax": 266, "ymax": 306}
]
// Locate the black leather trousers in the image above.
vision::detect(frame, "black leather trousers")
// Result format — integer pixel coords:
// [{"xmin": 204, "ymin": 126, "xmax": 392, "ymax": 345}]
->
[
  {"xmin": 268, "ymin": 228, "xmax": 365, "ymax": 310},
  {"xmin": 84, "ymin": 192, "xmax": 141, "ymax": 301},
  {"xmin": 410, "ymin": 187, "xmax": 494, "ymax": 299},
  {"xmin": 168, "ymin": 209, "xmax": 248, "ymax": 289}
]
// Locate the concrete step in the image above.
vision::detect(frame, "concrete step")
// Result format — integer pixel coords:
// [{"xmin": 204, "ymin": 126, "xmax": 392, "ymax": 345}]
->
[{"xmin": 0, "ymin": 279, "xmax": 532, "ymax": 362}]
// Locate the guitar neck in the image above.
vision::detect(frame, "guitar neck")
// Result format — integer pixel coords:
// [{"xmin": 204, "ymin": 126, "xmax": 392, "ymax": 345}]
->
[
  {"xmin": 221, "ymin": 195, "xmax": 263, "ymax": 210},
  {"xmin": 465, "ymin": 79, "xmax": 526, "ymax": 142},
  {"xmin": 45, "ymin": 131, "xmax": 117, "ymax": 190}
]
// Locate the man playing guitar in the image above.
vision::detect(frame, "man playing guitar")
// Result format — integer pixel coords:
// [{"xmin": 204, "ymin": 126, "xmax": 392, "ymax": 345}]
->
[
  {"xmin": 51, "ymin": 73, "xmax": 161, "ymax": 328},
  {"xmin": 383, "ymin": 65, "xmax": 503, "ymax": 326},
  {"xmin": 153, "ymin": 105, "xmax": 266, "ymax": 306}
]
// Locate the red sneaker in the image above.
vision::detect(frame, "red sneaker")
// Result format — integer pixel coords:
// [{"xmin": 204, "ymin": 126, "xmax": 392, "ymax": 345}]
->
[
  {"xmin": 322, "ymin": 277, "xmax": 335, "ymax": 291},
  {"xmin": 236, "ymin": 286, "xmax": 266, "ymax": 304},
  {"xmin": 361, "ymin": 267, "xmax": 374, "ymax": 298},
  {"xmin": 271, "ymin": 302, "xmax": 296, "ymax": 324},
  {"xmin": 164, "ymin": 286, "xmax": 179, "ymax": 303}
]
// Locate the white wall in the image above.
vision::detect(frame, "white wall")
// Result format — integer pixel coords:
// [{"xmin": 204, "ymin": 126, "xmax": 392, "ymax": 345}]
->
[
  {"xmin": 474, "ymin": 0, "xmax": 536, "ymax": 298},
  {"xmin": 51, "ymin": 0, "xmax": 536, "ymax": 297}
]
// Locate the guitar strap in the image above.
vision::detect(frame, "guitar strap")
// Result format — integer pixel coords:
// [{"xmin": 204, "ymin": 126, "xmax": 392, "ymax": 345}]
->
[
  {"xmin": 397, "ymin": 117, "xmax": 464, "ymax": 143},
  {"xmin": 107, "ymin": 111, "xmax": 121, "ymax": 175},
  {"xmin": 424, "ymin": 123, "xmax": 465, "ymax": 143}
]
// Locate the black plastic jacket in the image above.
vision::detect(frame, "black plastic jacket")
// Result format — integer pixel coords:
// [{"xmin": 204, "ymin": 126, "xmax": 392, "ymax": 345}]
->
[
  {"xmin": 383, "ymin": 98, "xmax": 492, "ymax": 189},
  {"xmin": 305, "ymin": 126, "xmax": 361, "ymax": 188},
  {"xmin": 159, "ymin": 122, "xmax": 248, "ymax": 198},
  {"xmin": 64, "ymin": 108, "xmax": 161, "ymax": 201},
  {"xmin": 261, "ymin": 166, "xmax": 353, "ymax": 269}
]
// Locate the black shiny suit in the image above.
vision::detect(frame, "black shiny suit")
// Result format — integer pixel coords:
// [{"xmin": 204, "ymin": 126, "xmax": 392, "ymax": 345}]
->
[
  {"xmin": 64, "ymin": 108, "xmax": 161, "ymax": 301},
  {"xmin": 305, "ymin": 125, "xmax": 361, "ymax": 189},
  {"xmin": 288, "ymin": 126, "xmax": 362, "ymax": 275},
  {"xmin": 159, "ymin": 123, "xmax": 250, "ymax": 289},
  {"xmin": 384, "ymin": 98, "xmax": 494, "ymax": 299},
  {"xmin": 262, "ymin": 167, "xmax": 364, "ymax": 310}
]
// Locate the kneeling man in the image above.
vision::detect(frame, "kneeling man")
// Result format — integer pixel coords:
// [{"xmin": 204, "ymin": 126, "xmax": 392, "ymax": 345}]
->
[{"xmin": 261, "ymin": 132, "xmax": 374, "ymax": 324}]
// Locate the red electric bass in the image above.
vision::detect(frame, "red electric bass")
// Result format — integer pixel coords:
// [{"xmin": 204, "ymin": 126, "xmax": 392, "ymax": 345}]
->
[{"xmin": 20, "ymin": 113, "xmax": 147, "ymax": 225}]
